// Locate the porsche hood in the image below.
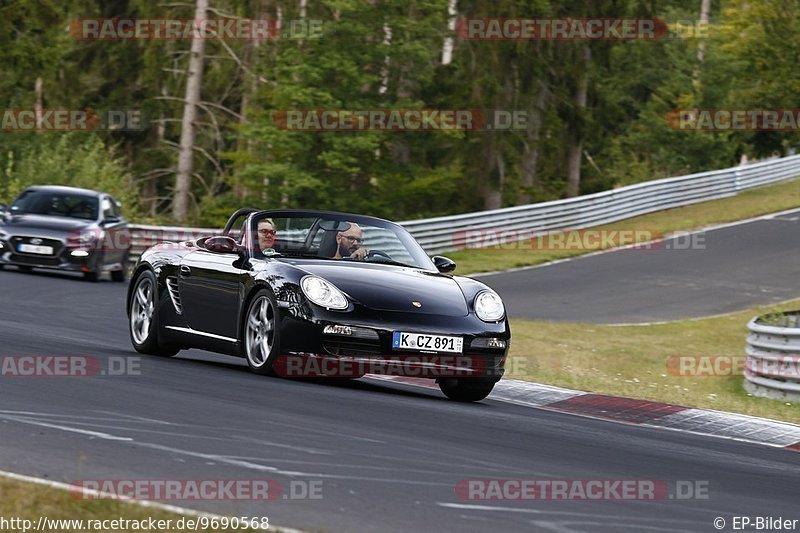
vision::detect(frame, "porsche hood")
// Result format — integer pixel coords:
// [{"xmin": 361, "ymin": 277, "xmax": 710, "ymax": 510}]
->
[{"xmin": 296, "ymin": 262, "xmax": 470, "ymax": 316}]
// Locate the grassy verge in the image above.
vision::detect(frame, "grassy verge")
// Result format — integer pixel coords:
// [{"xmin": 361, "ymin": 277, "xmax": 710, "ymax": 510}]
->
[
  {"xmin": 449, "ymin": 178, "xmax": 800, "ymax": 275},
  {"xmin": 505, "ymin": 299, "xmax": 800, "ymax": 424},
  {"xmin": 0, "ymin": 477, "xmax": 271, "ymax": 532}
]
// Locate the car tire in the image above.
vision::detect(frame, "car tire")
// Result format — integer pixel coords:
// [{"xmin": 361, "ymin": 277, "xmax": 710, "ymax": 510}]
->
[
  {"xmin": 242, "ymin": 289, "xmax": 281, "ymax": 376},
  {"xmin": 83, "ymin": 271, "xmax": 99, "ymax": 282},
  {"xmin": 438, "ymin": 379, "xmax": 496, "ymax": 402},
  {"xmin": 111, "ymin": 268, "xmax": 126, "ymax": 282},
  {"xmin": 112, "ymin": 251, "xmax": 130, "ymax": 283},
  {"xmin": 129, "ymin": 269, "xmax": 180, "ymax": 357}
]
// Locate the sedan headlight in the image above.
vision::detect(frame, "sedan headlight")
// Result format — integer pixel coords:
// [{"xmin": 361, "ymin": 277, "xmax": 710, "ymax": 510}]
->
[
  {"xmin": 79, "ymin": 230, "xmax": 102, "ymax": 244},
  {"xmin": 474, "ymin": 290, "xmax": 505, "ymax": 322},
  {"xmin": 301, "ymin": 276, "xmax": 349, "ymax": 310},
  {"xmin": 68, "ymin": 229, "xmax": 102, "ymax": 247}
]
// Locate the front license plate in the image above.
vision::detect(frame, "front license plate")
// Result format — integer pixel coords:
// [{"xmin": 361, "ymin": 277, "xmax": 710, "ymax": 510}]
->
[
  {"xmin": 392, "ymin": 332, "xmax": 463, "ymax": 353},
  {"xmin": 18, "ymin": 244, "xmax": 53, "ymax": 255}
]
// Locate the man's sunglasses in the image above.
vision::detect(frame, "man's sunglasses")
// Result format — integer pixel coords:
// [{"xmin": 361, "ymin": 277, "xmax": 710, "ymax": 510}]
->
[
  {"xmin": 258, "ymin": 229, "xmax": 277, "ymax": 236},
  {"xmin": 341, "ymin": 235, "xmax": 363, "ymax": 244}
]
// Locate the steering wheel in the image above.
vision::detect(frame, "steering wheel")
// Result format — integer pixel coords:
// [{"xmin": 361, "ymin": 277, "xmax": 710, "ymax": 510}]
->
[{"xmin": 365, "ymin": 250, "xmax": 392, "ymax": 261}]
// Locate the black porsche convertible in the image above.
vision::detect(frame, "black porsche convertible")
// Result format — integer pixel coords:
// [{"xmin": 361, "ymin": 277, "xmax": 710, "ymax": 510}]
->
[{"xmin": 127, "ymin": 208, "xmax": 510, "ymax": 401}]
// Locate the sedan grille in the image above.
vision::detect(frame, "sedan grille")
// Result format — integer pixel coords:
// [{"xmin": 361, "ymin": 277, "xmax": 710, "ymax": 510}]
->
[
  {"xmin": 166, "ymin": 276, "xmax": 182, "ymax": 314},
  {"xmin": 10, "ymin": 236, "xmax": 63, "ymax": 257}
]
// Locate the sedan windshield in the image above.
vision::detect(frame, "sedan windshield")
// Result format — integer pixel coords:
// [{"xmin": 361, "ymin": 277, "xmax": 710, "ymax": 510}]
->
[
  {"xmin": 11, "ymin": 190, "xmax": 99, "ymax": 220},
  {"xmin": 250, "ymin": 212, "xmax": 436, "ymax": 271}
]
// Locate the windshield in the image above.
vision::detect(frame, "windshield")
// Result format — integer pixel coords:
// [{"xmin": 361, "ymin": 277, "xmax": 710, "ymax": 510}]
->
[
  {"xmin": 249, "ymin": 212, "xmax": 436, "ymax": 271},
  {"xmin": 10, "ymin": 190, "xmax": 99, "ymax": 221}
]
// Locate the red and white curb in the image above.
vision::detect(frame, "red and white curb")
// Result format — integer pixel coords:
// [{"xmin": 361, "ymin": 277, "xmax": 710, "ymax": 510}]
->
[{"xmin": 368, "ymin": 376, "xmax": 800, "ymax": 452}]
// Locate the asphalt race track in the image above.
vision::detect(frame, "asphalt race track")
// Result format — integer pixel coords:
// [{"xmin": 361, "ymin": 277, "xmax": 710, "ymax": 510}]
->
[
  {"xmin": 481, "ymin": 210, "xmax": 800, "ymax": 323},
  {"xmin": 1, "ymin": 213, "xmax": 799, "ymax": 532}
]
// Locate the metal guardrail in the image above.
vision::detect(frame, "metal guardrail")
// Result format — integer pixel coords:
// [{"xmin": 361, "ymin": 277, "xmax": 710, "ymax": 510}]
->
[
  {"xmin": 401, "ymin": 155, "xmax": 800, "ymax": 253},
  {"xmin": 129, "ymin": 154, "xmax": 800, "ymax": 261},
  {"xmin": 745, "ymin": 312, "xmax": 800, "ymax": 400}
]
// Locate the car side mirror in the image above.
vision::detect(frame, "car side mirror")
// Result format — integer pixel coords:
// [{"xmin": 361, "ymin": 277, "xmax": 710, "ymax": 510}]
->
[
  {"xmin": 205, "ymin": 235, "xmax": 242, "ymax": 255},
  {"xmin": 432, "ymin": 255, "xmax": 456, "ymax": 273},
  {"xmin": 102, "ymin": 216, "xmax": 121, "ymax": 225}
]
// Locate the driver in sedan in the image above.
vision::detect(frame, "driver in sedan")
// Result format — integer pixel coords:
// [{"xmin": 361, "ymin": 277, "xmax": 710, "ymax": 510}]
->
[{"xmin": 334, "ymin": 222, "xmax": 369, "ymax": 260}]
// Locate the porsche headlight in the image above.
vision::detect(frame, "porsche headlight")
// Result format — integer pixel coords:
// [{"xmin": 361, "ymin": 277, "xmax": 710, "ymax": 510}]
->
[
  {"xmin": 301, "ymin": 276, "xmax": 349, "ymax": 310},
  {"xmin": 474, "ymin": 290, "xmax": 505, "ymax": 322}
]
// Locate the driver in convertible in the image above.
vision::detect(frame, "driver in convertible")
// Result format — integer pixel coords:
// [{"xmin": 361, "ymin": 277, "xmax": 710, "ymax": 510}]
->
[{"xmin": 333, "ymin": 222, "xmax": 369, "ymax": 260}]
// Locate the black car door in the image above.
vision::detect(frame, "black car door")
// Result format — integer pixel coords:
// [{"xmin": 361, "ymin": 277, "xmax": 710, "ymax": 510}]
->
[{"xmin": 178, "ymin": 249, "xmax": 249, "ymax": 339}]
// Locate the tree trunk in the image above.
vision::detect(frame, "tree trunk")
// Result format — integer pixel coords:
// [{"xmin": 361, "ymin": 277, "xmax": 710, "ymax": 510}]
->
[
  {"xmin": 172, "ymin": 0, "xmax": 208, "ymax": 222},
  {"xmin": 692, "ymin": 0, "xmax": 712, "ymax": 90},
  {"xmin": 34, "ymin": 77, "xmax": 43, "ymax": 131},
  {"xmin": 566, "ymin": 45, "xmax": 590, "ymax": 198},
  {"xmin": 519, "ymin": 80, "xmax": 549, "ymax": 204},
  {"xmin": 441, "ymin": 0, "xmax": 458, "ymax": 65},
  {"xmin": 696, "ymin": 0, "xmax": 712, "ymax": 64},
  {"xmin": 480, "ymin": 131, "xmax": 503, "ymax": 210}
]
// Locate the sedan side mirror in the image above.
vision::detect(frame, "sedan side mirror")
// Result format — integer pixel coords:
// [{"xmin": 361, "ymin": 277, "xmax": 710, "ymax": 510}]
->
[
  {"xmin": 205, "ymin": 235, "xmax": 242, "ymax": 254},
  {"xmin": 432, "ymin": 255, "xmax": 456, "ymax": 273}
]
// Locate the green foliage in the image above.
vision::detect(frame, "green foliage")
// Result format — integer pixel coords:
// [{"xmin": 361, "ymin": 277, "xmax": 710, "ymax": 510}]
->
[
  {"xmin": 0, "ymin": 133, "xmax": 138, "ymax": 217},
  {"xmin": 0, "ymin": 0, "xmax": 796, "ymax": 224}
]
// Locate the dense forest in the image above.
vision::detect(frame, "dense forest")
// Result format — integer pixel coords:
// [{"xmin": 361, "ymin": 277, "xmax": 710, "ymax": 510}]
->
[{"xmin": 0, "ymin": 0, "xmax": 797, "ymax": 226}]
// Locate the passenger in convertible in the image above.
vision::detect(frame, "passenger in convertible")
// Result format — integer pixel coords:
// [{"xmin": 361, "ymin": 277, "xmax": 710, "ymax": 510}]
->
[{"xmin": 256, "ymin": 218, "xmax": 277, "ymax": 253}]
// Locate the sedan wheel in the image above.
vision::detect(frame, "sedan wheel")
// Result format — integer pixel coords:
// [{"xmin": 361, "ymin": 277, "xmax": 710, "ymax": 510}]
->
[
  {"xmin": 129, "ymin": 270, "xmax": 179, "ymax": 357},
  {"xmin": 244, "ymin": 291, "xmax": 280, "ymax": 375}
]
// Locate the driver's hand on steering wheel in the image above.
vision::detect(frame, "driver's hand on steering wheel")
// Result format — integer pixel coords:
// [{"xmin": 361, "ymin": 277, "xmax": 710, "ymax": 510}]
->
[{"xmin": 350, "ymin": 247, "xmax": 369, "ymax": 260}]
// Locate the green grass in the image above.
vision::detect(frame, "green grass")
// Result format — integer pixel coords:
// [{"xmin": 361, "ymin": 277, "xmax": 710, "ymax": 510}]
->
[
  {"xmin": 505, "ymin": 299, "xmax": 800, "ymax": 424},
  {"xmin": 449, "ymin": 178, "xmax": 800, "ymax": 275},
  {"xmin": 0, "ymin": 477, "xmax": 273, "ymax": 532}
]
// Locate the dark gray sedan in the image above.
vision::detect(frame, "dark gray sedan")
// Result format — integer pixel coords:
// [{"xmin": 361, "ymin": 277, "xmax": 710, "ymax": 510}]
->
[{"xmin": 0, "ymin": 185, "xmax": 131, "ymax": 281}]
